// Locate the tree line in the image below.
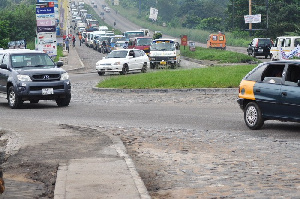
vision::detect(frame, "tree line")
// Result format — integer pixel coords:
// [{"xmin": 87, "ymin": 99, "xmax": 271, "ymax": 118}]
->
[
  {"xmin": 121, "ymin": 0, "xmax": 300, "ymax": 38},
  {"xmin": 0, "ymin": 0, "xmax": 36, "ymax": 48}
]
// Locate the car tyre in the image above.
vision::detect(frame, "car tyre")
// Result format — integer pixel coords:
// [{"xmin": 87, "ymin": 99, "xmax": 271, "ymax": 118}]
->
[
  {"xmin": 244, "ymin": 102, "xmax": 264, "ymax": 130},
  {"xmin": 56, "ymin": 94, "xmax": 71, "ymax": 107},
  {"xmin": 120, "ymin": 64, "xmax": 128, "ymax": 75},
  {"xmin": 141, "ymin": 63, "xmax": 147, "ymax": 73},
  {"xmin": 8, "ymin": 86, "xmax": 23, "ymax": 109},
  {"xmin": 98, "ymin": 72, "xmax": 105, "ymax": 76}
]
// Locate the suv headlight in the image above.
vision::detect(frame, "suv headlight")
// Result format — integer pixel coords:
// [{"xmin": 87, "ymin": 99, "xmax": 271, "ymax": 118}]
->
[
  {"xmin": 60, "ymin": 72, "xmax": 69, "ymax": 80},
  {"xmin": 17, "ymin": 74, "xmax": 32, "ymax": 82}
]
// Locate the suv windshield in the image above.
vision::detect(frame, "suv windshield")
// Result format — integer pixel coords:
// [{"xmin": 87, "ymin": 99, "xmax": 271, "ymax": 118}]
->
[
  {"xmin": 106, "ymin": 50, "xmax": 128, "ymax": 58},
  {"xmin": 11, "ymin": 53, "xmax": 55, "ymax": 68},
  {"xmin": 136, "ymin": 38, "xmax": 152, "ymax": 46}
]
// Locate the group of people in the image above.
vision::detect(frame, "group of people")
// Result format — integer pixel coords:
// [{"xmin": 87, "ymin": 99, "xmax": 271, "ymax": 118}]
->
[{"xmin": 64, "ymin": 35, "xmax": 77, "ymax": 53}]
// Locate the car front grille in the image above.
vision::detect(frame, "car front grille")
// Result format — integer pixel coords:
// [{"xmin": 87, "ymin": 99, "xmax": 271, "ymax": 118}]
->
[{"xmin": 32, "ymin": 74, "xmax": 61, "ymax": 81}]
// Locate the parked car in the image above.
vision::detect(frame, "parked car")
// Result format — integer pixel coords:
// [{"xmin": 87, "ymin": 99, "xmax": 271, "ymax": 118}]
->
[
  {"xmin": 95, "ymin": 49, "xmax": 149, "ymax": 75},
  {"xmin": 247, "ymin": 38, "xmax": 273, "ymax": 58},
  {"xmin": 237, "ymin": 60, "xmax": 300, "ymax": 129},
  {"xmin": 0, "ymin": 49, "xmax": 71, "ymax": 108}
]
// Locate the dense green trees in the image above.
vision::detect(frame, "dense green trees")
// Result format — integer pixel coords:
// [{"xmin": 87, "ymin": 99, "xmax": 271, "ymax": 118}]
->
[
  {"xmin": 120, "ymin": 0, "xmax": 300, "ymax": 38},
  {"xmin": 0, "ymin": 0, "xmax": 36, "ymax": 48},
  {"xmin": 227, "ymin": 0, "xmax": 300, "ymax": 37}
]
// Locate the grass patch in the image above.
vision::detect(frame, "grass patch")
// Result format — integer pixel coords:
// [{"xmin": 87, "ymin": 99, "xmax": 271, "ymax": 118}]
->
[
  {"xmin": 54, "ymin": 45, "xmax": 63, "ymax": 62},
  {"xmin": 181, "ymin": 46, "xmax": 258, "ymax": 63},
  {"xmin": 97, "ymin": 65, "xmax": 256, "ymax": 89}
]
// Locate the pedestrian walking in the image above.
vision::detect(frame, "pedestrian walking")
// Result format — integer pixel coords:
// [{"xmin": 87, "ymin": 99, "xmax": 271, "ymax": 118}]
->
[
  {"xmin": 78, "ymin": 33, "xmax": 82, "ymax": 46},
  {"xmin": 65, "ymin": 38, "xmax": 70, "ymax": 53},
  {"xmin": 72, "ymin": 35, "xmax": 76, "ymax": 47}
]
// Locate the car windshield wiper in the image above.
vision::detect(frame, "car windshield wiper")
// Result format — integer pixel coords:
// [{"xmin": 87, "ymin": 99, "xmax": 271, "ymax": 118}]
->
[{"xmin": 32, "ymin": 65, "xmax": 45, "ymax": 67}]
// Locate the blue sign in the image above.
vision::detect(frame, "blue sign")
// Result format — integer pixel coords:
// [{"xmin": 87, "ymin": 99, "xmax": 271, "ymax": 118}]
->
[{"xmin": 36, "ymin": 7, "xmax": 54, "ymax": 14}]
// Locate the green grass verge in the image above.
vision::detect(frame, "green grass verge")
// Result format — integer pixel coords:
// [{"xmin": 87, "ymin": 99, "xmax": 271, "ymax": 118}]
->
[
  {"xmin": 181, "ymin": 46, "xmax": 258, "ymax": 63},
  {"xmin": 97, "ymin": 65, "xmax": 256, "ymax": 89}
]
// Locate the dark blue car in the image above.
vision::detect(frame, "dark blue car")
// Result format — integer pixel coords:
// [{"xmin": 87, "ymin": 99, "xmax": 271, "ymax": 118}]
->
[{"xmin": 237, "ymin": 60, "xmax": 300, "ymax": 129}]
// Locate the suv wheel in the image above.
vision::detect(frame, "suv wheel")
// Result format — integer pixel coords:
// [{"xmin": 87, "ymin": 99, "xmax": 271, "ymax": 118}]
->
[
  {"xmin": 244, "ymin": 102, "xmax": 264, "ymax": 130},
  {"xmin": 8, "ymin": 86, "xmax": 22, "ymax": 109},
  {"xmin": 56, "ymin": 94, "xmax": 71, "ymax": 107}
]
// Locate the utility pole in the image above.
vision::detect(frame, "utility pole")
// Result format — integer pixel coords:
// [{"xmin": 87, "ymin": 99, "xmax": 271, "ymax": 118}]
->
[
  {"xmin": 139, "ymin": 0, "xmax": 141, "ymax": 16},
  {"xmin": 249, "ymin": 0, "xmax": 252, "ymax": 35}
]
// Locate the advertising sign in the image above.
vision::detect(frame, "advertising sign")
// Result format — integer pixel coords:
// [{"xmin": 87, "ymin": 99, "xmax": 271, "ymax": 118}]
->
[
  {"xmin": 244, "ymin": 14, "xmax": 261, "ymax": 24},
  {"xmin": 149, "ymin": 7, "xmax": 158, "ymax": 21},
  {"xmin": 37, "ymin": 43, "xmax": 57, "ymax": 57},
  {"xmin": 36, "ymin": 7, "xmax": 54, "ymax": 14},
  {"xmin": 37, "ymin": 18, "xmax": 56, "ymax": 26},
  {"xmin": 181, "ymin": 35, "xmax": 188, "ymax": 46},
  {"xmin": 37, "ymin": 26, "xmax": 56, "ymax": 32}
]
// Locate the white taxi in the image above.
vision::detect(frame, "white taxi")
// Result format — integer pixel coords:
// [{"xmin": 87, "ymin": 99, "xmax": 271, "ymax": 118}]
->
[{"xmin": 95, "ymin": 49, "xmax": 149, "ymax": 75}]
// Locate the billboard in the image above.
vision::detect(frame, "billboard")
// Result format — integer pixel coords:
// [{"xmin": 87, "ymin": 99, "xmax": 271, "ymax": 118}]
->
[
  {"xmin": 244, "ymin": 14, "xmax": 261, "ymax": 24},
  {"xmin": 149, "ymin": 7, "xmax": 158, "ymax": 21}
]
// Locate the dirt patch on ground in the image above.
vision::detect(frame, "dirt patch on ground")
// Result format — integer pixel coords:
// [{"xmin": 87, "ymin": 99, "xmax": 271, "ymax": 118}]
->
[{"xmin": 1, "ymin": 124, "xmax": 113, "ymax": 198}]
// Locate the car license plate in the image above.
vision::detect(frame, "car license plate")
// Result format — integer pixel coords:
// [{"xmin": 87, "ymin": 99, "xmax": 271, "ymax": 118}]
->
[
  {"xmin": 42, "ymin": 88, "xmax": 54, "ymax": 95},
  {"xmin": 160, "ymin": 61, "xmax": 167, "ymax": 65},
  {"xmin": 258, "ymin": 49, "xmax": 263, "ymax": 52}
]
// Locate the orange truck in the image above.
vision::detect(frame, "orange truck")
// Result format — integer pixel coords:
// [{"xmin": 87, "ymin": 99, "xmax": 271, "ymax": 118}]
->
[{"xmin": 207, "ymin": 32, "xmax": 226, "ymax": 50}]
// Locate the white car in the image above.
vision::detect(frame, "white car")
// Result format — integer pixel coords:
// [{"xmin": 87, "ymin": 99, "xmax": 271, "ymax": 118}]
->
[{"xmin": 96, "ymin": 49, "xmax": 149, "ymax": 75}]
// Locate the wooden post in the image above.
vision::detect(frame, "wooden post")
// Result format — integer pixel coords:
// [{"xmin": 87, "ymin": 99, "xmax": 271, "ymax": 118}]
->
[{"xmin": 249, "ymin": 0, "xmax": 252, "ymax": 35}]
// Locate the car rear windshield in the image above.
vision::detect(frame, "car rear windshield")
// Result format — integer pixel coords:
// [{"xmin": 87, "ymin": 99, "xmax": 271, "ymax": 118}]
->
[
  {"xmin": 258, "ymin": 39, "xmax": 272, "ymax": 47},
  {"xmin": 11, "ymin": 53, "xmax": 55, "ymax": 69}
]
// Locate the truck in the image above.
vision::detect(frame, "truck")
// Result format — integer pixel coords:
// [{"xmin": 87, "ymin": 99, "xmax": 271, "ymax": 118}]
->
[
  {"xmin": 149, "ymin": 39, "xmax": 181, "ymax": 69},
  {"xmin": 76, "ymin": 22, "xmax": 86, "ymax": 34},
  {"xmin": 128, "ymin": 37, "xmax": 152, "ymax": 55}
]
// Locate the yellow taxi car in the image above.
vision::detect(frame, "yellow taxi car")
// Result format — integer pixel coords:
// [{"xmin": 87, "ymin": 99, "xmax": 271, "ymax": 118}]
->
[{"xmin": 237, "ymin": 60, "xmax": 300, "ymax": 129}]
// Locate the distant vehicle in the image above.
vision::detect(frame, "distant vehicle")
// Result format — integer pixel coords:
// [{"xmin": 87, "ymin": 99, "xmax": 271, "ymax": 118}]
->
[
  {"xmin": 95, "ymin": 49, "xmax": 149, "ymax": 75},
  {"xmin": 124, "ymin": 30, "xmax": 144, "ymax": 41},
  {"xmin": 270, "ymin": 36, "xmax": 300, "ymax": 61},
  {"xmin": 237, "ymin": 60, "xmax": 300, "ymax": 129},
  {"xmin": 207, "ymin": 32, "xmax": 226, "ymax": 50},
  {"xmin": 104, "ymin": 7, "xmax": 110, "ymax": 12},
  {"xmin": 110, "ymin": 35, "xmax": 126, "ymax": 48},
  {"xmin": 149, "ymin": 39, "xmax": 181, "ymax": 69},
  {"xmin": 247, "ymin": 38, "xmax": 273, "ymax": 58},
  {"xmin": 113, "ymin": 41, "xmax": 127, "ymax": 50},
  {"xmin": 128, "ymin": 37, "xmax": 152, "ymax": 55},
  {"xmin": 0, "ymin": 49, "xmax": 71, "ymax": 108}
]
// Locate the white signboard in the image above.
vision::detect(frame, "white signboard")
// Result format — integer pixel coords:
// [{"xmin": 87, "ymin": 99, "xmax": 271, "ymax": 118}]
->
[
  {"xmin": 244, "ymin": 14, "xmax": 261, "ymax": 23},
  {"xmin": 149, "ymin": 7, "xmax": 158, "ymax": 21}
]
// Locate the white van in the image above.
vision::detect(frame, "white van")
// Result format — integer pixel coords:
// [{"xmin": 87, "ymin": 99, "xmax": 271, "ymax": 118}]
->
[
  {"xmin": 149, "ymin": 39, "xmax": 181, "ymax": 69},
  {"xmin": 270, "ymin": 36, "xmax": 300, "ymax": 60}
]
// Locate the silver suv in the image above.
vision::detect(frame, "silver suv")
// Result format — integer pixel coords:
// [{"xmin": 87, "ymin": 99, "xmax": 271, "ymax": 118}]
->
[{"xmin": 0, "ymin": 49, "xmax": 71, "ymax": 108}]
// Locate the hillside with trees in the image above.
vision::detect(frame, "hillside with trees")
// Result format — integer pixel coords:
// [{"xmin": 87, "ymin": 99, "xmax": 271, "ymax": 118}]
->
[{"xmin": 118, "ymin": 0, "xmax": 300, "ymax": 38}]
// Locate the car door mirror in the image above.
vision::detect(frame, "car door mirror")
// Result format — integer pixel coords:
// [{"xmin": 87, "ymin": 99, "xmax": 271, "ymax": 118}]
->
[
  {"xmin": 0, "ymin": 64, "xmax": 8, "ymax": 70},
  {"xmin": 56, "ymin": 61, "xmax": 63, "ymax": 67}
]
